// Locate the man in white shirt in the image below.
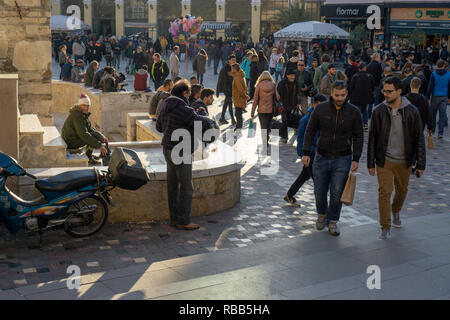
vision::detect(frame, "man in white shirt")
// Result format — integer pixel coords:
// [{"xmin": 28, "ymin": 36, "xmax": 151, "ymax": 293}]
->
[{"xmin": 269, "ymin": 47, "xmax": 281, "ymax": 77}]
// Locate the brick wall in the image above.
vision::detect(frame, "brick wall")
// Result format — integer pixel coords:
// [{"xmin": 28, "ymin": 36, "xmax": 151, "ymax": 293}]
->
[{"xmin": 0, "ymin": 0, "xmax": 52, "ymax": 125}]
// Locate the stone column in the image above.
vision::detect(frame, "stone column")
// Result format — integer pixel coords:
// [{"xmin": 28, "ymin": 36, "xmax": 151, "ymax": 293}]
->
[
  {"xmin": 251, "ymin": 0, "xmax": 261, "ymax": 44},
  {"xmin": 181, "ymin": 0, "xmax": 191, "ymax": 17},
  {"xmin": 0, "ymin": 74, "xmax": 19, "ymax": 161},
  {"xmin": 115, "ymin": 0, "xmax": 125, "ymax": 37},
  {"xmin": 148, "ymin": 0, "xmax": 158, "ymax": 39},
  {"xmin": 51, "ymin": 0, "xmax": 61, "ymax": 16},
  {"xmin": 216, "ymin": 0, "xmax": 226, "ymax": 40},
  {"xmin": 83, "ymin": 0, "xmax": 93, "ymax": 30}
]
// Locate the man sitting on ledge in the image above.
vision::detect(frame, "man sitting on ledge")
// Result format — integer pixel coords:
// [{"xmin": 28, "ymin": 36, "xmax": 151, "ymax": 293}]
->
[{"xmin": 62, "ymin": 94, "xmax": 108, "ymax": 165}]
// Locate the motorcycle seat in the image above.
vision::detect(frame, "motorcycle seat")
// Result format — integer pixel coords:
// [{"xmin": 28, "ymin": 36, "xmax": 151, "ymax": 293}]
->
[{"xmin": 35, "ymin": 169, "xmax": 99, "ymax": 193}]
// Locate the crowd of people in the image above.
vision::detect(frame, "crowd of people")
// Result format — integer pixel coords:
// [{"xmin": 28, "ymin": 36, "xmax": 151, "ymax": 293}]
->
[{"xmin": 55, "ymin": 31, "xmax": 450, "ymax": 238}]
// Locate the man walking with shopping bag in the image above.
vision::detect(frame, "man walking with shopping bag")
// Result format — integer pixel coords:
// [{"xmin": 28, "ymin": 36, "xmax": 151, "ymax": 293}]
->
[
  {"xmin": 302, "ymin": 81, "xmax": 364, "ymax": 236},
  {"xmin": 368, "ymin": 77, "xmax": 426, "ymax": 240}
]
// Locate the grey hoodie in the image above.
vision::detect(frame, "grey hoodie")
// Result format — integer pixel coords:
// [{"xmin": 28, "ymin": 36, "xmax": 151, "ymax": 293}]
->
[{"xmin": 385, "ymin": 97, "xmax": 410, "ymax": 164}]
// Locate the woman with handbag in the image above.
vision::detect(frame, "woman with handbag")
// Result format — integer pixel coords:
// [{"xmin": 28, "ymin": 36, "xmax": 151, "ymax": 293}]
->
[{"xmin": 251, "ymin": 71, "xmax": 276, "ymax": 153}]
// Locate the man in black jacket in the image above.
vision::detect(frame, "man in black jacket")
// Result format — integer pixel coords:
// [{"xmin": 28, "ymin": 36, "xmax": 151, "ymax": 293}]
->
[
  {"xmin": 345, "ymin": 55, "xmax": 359, "ymax": 84},
  {"xmin": 349, "ymin": 63, "xmax": 375, "ymax": 130},
  {"xmin": 302, "ymin": 81, "xmax": 363, "ymax": 236},
  {"xmin": 217, "ymin": 55, "xmax": 237, "ymax": 125},
  {"xmin": 367, "ymin": 53, "xmax": 383, "ymax": 119},
  {"xmin": 156, "ymin": 80, "xmax": 216, "ymax": 231},
  {"xmin": 150, "ymin": 53, "xmax": 169, "ymax": 91},
  {"xmin": 406, "ymin": 77, "xmax": 432, "ymax": 133},
  {"xmin": 277, "ymin": 69, "xmax": 299, "ymax": 143},
  {"xmin": 368, "ymin": 76, "xmax": 426, "ymax": 240}
]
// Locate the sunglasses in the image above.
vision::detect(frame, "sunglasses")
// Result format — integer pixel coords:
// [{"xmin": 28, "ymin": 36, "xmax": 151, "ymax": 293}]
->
[{"xmin": 297, "ymin": 64, "xmax": 305, "ymax": 66}]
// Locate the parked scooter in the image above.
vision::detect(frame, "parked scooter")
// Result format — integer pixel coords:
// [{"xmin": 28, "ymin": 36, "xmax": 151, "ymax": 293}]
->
[{"xmin": 0, "ymin": 147, "xmax": 149, "ymax": 246}]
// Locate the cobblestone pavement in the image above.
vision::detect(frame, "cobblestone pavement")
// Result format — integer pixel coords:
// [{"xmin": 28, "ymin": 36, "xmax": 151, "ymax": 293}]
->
[{"xmin": 1, "ymin": 61, "xmax": 446, "ymax": 292}]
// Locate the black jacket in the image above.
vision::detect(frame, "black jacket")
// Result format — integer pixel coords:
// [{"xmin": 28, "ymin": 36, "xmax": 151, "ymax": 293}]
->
[
  {"xmin": 92, "ymin": 69, "xmax": 105, "ymax": 89},
  {"xmin": 345, "ymin": 64, "xmax": 359, "ymax": 84},
  {"xmin": 216, "ymin": 64, "xmax": 233, "ymax": 96},
  {"xmin": 191, "ymin": 99, "xmax": 209, "ymax": 116},
  {"xmin": 276, "ymin": 78, "xmax": 298, "ymax": 109},
  {"xmin": 402, "ymin": 75, "xmax": 414, "ymax": 96},
  {"xmin": 150, "ymin": 60, "xmax": 169, "ymax": 83},
  {"xmin": 250, "ymin": 61, "xmax": 259, "ymax": 84},
  {"xmin": 133, "ymin": 52, "xmax": 147, "ymax": 70},
  {"xmin": 303, "ymin": 99, "xmax": 364, "ymax": 162},
  {"xmin": 406, "ymin": 93, "xmax": 432, "ymax": 131},
  {"xmin": 367, "ymin": 100, "xmax": 426, "ymax": 170},
  {"xmin": 349, "ymin": 71, "xmax": 375, "ymax": 106},
  {"xmin": 367, "ymin": 60, "xmax": 383, "ymax": 86},
  {"xmin": 156, "ymin": 96, "xmax": 212, "ymax": 154}
]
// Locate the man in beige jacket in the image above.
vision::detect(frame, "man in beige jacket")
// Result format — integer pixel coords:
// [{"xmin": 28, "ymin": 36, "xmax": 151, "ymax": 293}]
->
[{"xmin": 170, "ymin": 46, "xmax": 180, "ymax": 81}]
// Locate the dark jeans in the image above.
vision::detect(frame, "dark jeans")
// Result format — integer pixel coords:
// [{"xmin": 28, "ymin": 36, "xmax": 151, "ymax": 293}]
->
[
  {"xmin": 355, "ymin": 104, "xmax": 368, "ymax": 125},
  {"xmin": 113, "ymin": 54, "xmax": 121, "ymax": 68},
  {"xmin": 287, "ymin": 154, "xmax": 314, "ymax": 198},
  {"xmin": 280, "ymin": 109, "xmax": 289, "ymax": 139},
  {"xmin": 235, "ymin": 108, "xmax": 244, "ymax": 130},
  {"xmin": 249, "ymin": 80, "xmax": 256, "ymax": 99},
  {"xmin": 213, "ymin": 58, "xmax": 220, "ymax": 74},
  {"xmin": 163, "ymin": 147, "xmax": 193, "ymax": 225},
  {"xmin": 313, "ymin": 153, "xmax": 352, "ymax": 222},
  {"xmin": 221, "ymin": 95, "xmax": 235, "ymax": 121},
  {"xmin": 368, "ymin": 85, "xmax": 380, "ymax": 119},
  {"xmin": 431, "ymin": 96, "xmax": 448, "ymax": 136},
  {"xmin": 197, "ymin": 73, "xmax": 204, "ymax": 85},
  {"xmin": 258, "ymin": 113, "xmax": 273, "ymax": 148},
  {"xmin": 154, "ymin": 80, "xmax": 163, "ymax": 91}
]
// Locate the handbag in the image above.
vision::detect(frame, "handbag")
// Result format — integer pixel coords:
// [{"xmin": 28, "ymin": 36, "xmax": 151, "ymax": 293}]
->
[
  {"xmin": 272, "ymin": 94, "xmax": 283, "ymax": 117},
  {"xmin": 341, "ymin": 172, "xmax": 357, "ymax": 206},
  {"xmin": 287, "ymin": 107, "xmax": 303, "ymax": 129},
  {"xmin": 248, "ymin": 119, "xmax": 257, "ymax": 138},
  {"xmin": 427, "ymin": 132, "xmax": 434, "ymax": 150}
]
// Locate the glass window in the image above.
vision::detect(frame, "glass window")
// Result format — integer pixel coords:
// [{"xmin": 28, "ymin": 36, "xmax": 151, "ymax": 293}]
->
[
  {"xmin": 125, "ymin": 0, "xmax": 148, "ymax": 21},
  {"xmin": 225, "ymin": 0, "xmax": 251, "ymax": 23}
]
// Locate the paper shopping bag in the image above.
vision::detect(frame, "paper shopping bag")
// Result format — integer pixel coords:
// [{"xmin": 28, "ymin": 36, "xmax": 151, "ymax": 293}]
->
[
  {"xmin": 340, "ymin": 172, "xmax": 356, "ymax": 206},
  {"xmin": 248, "ymin": 119, "xmax": 257, "ymax": 138},
  {"xmin": 428, "ymin": 132, "xmax": 434, "ymax": 150}
]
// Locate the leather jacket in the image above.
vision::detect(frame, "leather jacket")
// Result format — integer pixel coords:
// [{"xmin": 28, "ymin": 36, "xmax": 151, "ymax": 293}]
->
[
  {"xmin": 303, "ymin": 98, "xmax": 364, "ymax": 162},
  {"xmin": 367, "ymin": 99, "xmax": 426, "ymax": 170}
]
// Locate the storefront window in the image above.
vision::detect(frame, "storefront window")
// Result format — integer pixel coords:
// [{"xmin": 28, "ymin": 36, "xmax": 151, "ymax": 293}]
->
[
  {"xmin": 158, "ymin": 0, "xmax": 181, "ymax": 37},
  {"xmin": 225, "ymin": 0, "xmax": 251, "ymax": 23},
  {"xmin": 125, "ymin": 0, "xmax": 148, "ymax": 21},
  {"xmin": 261, "ymin": 0, "xmax": 289, "ymax": 22}
]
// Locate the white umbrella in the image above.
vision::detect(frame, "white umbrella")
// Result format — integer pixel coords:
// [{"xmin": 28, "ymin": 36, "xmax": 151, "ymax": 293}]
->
[
  {"xmin": 51, "ymin": 15, "xmax": 91, "ymax": 32},
  {"xmin": 274, "ymin": 21, "xmax": 349, "ymax": 41}
]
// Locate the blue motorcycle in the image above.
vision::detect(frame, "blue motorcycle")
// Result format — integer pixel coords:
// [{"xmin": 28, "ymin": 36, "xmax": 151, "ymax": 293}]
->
[{"xmin": 0, "ymin": 150, "xmax": 115, "ymax": 242}]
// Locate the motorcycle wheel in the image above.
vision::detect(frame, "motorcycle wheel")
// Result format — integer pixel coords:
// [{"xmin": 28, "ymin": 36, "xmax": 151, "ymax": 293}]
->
[{"xmin": 64, "ymin": 195, "xmax": 108, "ymax": 238}]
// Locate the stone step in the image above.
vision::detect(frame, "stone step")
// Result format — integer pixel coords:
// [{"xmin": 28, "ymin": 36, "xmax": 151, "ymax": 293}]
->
[
  {"xmin": 43, "ymin": 126, "xmax": 66, "ymax": 148},
  {"xmin": 107, "ymin": 133, "xmax": 125, "ymax": 142},
  {"xmin": 19, "ymin": 114, "xmax": 44, "ymax": 145},
  {"xmin": 65, "ymin": 152, "xmax": 89, "ymax": 167}
]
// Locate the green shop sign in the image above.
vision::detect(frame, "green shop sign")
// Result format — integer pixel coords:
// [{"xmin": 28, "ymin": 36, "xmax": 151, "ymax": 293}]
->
[{"xmin": 415, "ymin": 9, "xmax": 449, "ymax": 19}]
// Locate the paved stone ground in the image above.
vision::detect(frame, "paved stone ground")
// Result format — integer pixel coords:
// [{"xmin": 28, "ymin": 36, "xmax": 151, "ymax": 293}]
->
[{"xmin": 0, "ymin": 59, "xmax": 446, "ymax": 298}]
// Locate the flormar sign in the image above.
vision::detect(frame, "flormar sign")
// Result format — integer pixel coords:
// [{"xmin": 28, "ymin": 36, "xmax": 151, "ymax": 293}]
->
[{"xmin": 336, "ymin": 7, "xmax": 360, "ymax": 16}]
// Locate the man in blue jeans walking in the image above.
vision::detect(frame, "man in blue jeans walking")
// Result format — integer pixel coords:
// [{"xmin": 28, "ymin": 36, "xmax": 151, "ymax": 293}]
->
[
  {"xmin": 302, "ymin": 81, "xmax": 364, "ymax": 236},
  {"xmin": 427, "ymin": 59, "xmax": 450, "ymax": 139}
]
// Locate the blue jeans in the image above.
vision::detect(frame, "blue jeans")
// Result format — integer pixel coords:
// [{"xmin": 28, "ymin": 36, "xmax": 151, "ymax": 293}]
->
[
  {"xmin": 313, "ymin": 153, "xmax": 352, "ymax": 222},
  {"xmin": 431, "ymin": 96, "xmax": 448, "ymax": 136},
  {"xmin": 275, "ymin": 70, "xmax": 282, "ymax": 82},
  {"xmin": 269, "ymin": 67, "xmax": 276, "ymax": 75}
]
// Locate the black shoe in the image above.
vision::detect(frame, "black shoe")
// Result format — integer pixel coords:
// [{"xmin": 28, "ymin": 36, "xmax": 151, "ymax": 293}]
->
[
  {"xmin": 231, "ymin": 118, "xmax": 237, "ymax": 125},
  {"xmin": 219, "ymin": 118, "xmax": 228, "ymax": 125},
  {"xmin": 284, "ymin": 195, "xmax": 301, "ymax": 207}
]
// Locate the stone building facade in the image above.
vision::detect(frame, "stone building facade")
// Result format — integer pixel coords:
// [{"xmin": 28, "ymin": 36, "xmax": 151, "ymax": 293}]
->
[{"xmin": 0, "ymin": 0, "xmax": 53, "ymax": 125}]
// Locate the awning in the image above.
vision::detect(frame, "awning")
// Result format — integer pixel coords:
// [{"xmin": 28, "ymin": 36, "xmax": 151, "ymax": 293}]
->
[
  {"xmin": 274, "ymin": 21, "xmax": 349, "ymax": 41},
  {"xmin": 124, "ymin": 22, "xmax": 158, "ymax": 29},
  {"xmin": 202, "ymin": 21, "xmax": 231, "ymax": 30}
]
